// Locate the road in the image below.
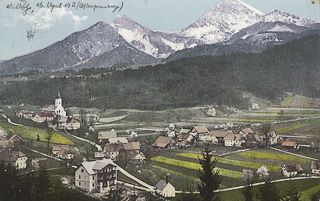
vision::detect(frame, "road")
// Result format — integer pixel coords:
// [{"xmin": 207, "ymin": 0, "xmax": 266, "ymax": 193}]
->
[{"xmin": 64, "ymin": 129, "xmax": 102, "ymax": 151}]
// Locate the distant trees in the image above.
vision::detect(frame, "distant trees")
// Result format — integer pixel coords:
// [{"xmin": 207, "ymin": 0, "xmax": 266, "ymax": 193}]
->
[
  {"xmin": 261, "ymin": 124, "xmax": 271, "ymax": 148},
  {"xmin": 197, "ymin": 145, "xmax": 222, "ymax": 201}
]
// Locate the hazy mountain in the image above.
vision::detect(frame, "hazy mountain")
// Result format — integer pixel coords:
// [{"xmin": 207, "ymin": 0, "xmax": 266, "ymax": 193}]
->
[{"xmin": 0, "ymin": 22, "xmax": 156, "ymax": 74}]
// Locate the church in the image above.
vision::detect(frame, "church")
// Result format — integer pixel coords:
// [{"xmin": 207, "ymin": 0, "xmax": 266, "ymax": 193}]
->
[{"xmin": 42, "ymin": 92, "xmax": 67, "ymax": 117}]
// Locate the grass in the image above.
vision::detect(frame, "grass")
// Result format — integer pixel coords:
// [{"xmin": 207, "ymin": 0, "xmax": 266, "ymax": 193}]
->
[
  {"xmin": 153, "ymin": 165, "xmax": 200, "ymax": 182},
  {"xmin": 177, "ymin": 153, "xmax": 282, "ymax": 172},
  {"xmin": 98, "ymin": 115, "xmax": 128, "ymax": 123},
  {"xmin": 276, "ymin": 123, "xmax": 308, "ymax": 133},
  {"xmin": 236, "ymin": 151, "xmax": 312, "ymax": 163},
  {"xmin": 300, "ymin": 184, "xmax": 320, "ymax": 201},
  {"xmin": 0, "ymin": 124, "xmax": 74, "ymax": 145},
  {"xmin": 151, "ymin": 156, "xmax": 242, "ymax": 179}
]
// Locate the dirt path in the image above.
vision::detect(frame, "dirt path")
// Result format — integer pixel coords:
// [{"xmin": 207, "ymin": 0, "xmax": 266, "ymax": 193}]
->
[
  {"xmin": 64, "ymin": 129, "xmax": 102, "ymax": 151},
  {"xmin": 271, "ymin": 147, "xmax": 318, "ymax": 160},
  {"xmin": 2, "ymin": 115, "xmax": 25, "ymax": 126}
]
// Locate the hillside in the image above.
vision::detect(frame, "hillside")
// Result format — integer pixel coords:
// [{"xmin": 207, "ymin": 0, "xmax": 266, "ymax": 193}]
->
[{"xmin": 0, "ymin": 33, "xmax": 319, "ymax": 110}]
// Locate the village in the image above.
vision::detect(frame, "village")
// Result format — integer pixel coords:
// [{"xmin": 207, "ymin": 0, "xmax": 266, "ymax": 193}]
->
[{"xmin": 0, "ymin": 92, "xmax": 320, "ymax": 200}]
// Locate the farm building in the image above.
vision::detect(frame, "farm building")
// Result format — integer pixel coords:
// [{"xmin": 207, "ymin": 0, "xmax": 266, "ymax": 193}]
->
[
  {"xmin": 279, "ymin": 164, "xmax": 303, "ymax": 178},
  {"xmin": 32, "ymin": 111, "xmax": 55, "ymax": 123},
  {"xmin": 239, "ymin": 128, "xmax": 254, "ymax": 136},
  {"xmin": 9, "ymin": 134, "xmax": 23, "ymax": 145},
  {"xmin": 57, "ymin": 147, "xmax": 74, "ymax": 159},
  {"xmin": 234, "ymin": 134, "xmax": 246, "ymax": 147},
  {"xmin": 245, "ymin": 134, "xmax": 263, "ymax": 148},
  {"xmin": 311, "ymin": 160, "xmax": 320, "ymax": 175},
  {"xmin": 75, "ymin": 158, "xmax": 118, "ymax": 193},
  {"xmin": 224, "ymin": 133, "xmax": 235, "ymax": 147},
  {"xmin": 104, "ymin": 144, "xmax": 124, "ymax": 160},
  {"xmin": 0, "ymin": 139, "xmax": 14, "ymax": 151},
  {"xmin": 155, "ymin": 173, "xmax": 175, "ymax": 197},
  {"xmin": 152, "ymin": 136, "xmax": 176, "ymax": 149},
  {"xmin": 52, "ymin": 145, "xmax": 70, "ymax": 155},
  {"xmin": 190, "ymin": 126, "xmax": 209, "ymax": 139},
  {"xmin": 282, "ymin": 141, "xmax": 299, "ymax": 150}
]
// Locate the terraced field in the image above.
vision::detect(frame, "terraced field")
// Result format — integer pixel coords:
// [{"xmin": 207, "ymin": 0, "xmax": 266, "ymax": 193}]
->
[{"xmin": 235, "ymin": 151, "xmax": 312, "ymax": 163}]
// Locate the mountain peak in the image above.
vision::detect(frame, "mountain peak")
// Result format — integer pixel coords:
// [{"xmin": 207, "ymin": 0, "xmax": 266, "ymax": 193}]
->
[{"xmin": 216, "ymin": 0, "xmax": 264, "ymax": 15}]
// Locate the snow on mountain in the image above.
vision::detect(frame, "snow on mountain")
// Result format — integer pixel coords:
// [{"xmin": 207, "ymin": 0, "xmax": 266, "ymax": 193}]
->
[
  {"xmin": 263, "ymin": 10, "xmax": 320, "ymax": 28},
  {"xmin": 111, "ymin": 14, "xmax": 202, "ymax": 59},
  {"xmin": 179, "ymin": 0, "xmax": 264, "ymax": 44}
]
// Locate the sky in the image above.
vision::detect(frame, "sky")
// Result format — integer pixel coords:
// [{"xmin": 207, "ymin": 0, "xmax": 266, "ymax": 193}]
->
[{"xmin": 0, "ymin": 0, "xmax": 320, "ymax": 61}]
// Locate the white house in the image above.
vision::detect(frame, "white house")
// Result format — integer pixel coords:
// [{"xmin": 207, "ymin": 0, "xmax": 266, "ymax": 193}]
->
[
  {"xmin": 155, "ymin": 173, "xmax": 175, "ymax": 197},
  {"xmin": 234, "ymin": 134, "xmax": 246, "ymax": 147},
  {"xmin": 279, "ymin": 164, "xmax": 303, "ymax": 178},
  {"xmin": 224, "ymin": 133, "xmax": 235, "ymax": 147},
  {"xmin": 75, "ymin": 158, "xmax": 118, "ymax": 193},
  {"xmin": 0, "ymin": 150, "xmax": 28, "ymax": 169},
  {"xmin": 57, "ymin": 147, "xmax": 74, "ymax": 159}
]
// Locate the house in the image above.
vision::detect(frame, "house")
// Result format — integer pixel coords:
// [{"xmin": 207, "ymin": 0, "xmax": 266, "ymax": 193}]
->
[
  {"xmin": 75, "ymin": 158, "xmax": 118, "ymax": 193},
  {"xmin": 224, "ymin": 133, "xmax": 235, "ymax": 146},
  {"xmin": 282, "ymin": 141, "xmax": 299, "ymax": 150},
  {"xmin": 279, "ymin": 164, "xmax": 303, "ymax": 178},
  {"xmin": 179, "ymin": 133, "xmax": 193, "ymax": 143},
  {"xmin": 179, "ymin": 128, "xmax": 190, "ymax": 136},
  {"xmin": 132, "ymin": 152, "xmax": 146, "ymax": 163},
  {"xmin": 42, "ymin": 105, "xmax": 56, "ymax": 112},
  {"xmin": 198, "ymin": 135, "xmax": 218, "ymax": 144},
  {"xmin": 108, "ymin": 137, "xmax": 128, "ymax": 144},
  {"xmin": 234, "ymin": 134, "xmax": 246, "ymax": 147},
  {"xmin": 9, "ymin": 134, "xmax": 23, "ymax": 145},
  {"xmin": 66, "ymin": 118, "xmax": 81, "ymax": 130},
  {"xmin": 152, "ymin": 136, "xmax": 176, "ymax": 149},
  {"xmin": 0, "ymin": 139, "xmax": 14, "ymax": 151},
  {"xmin": 123, "ymin": 142, "xmax": 140, "ymax": 156},
  {"xmin": 95, "ymin": 151, "xmax": 107, "ymax": 159},
  {"xmin": 52, "ymin": 145, "xmax": 70, "ymax": 155},
  {"xmin": 177, "ymin": 140, "xmax": 188, "ymax": 148},
  {"xmin": 0, "ymin": 150, "xmax": 28, "ymax": 169},
  {"xmin": 311, "ymin": 160, "xmax": 320, "ymax": 175},
  {"xmin": 104, "ymin": 144, "xmax": 124, "ymax": 160},
  {"xmin": 98, "ymin": 131, "xmax": 117, "ymax": 143},
  {"xmin": 209, "ymin": 131, "xmax": 232, "ymax": 144},
  {"xmin": 244, "ymin": 134, "xmax": 263, "ymax": 148},
  {"xmin": 190, "ymin": 126, "xmax": 209, "ymax": 140},
  {"xmin": 32, "ymin": 111, "xmax": 55, "ymax": 123},
  {"xmin": 57, "ymin": 147, "xmax": 74, "ymax": 159},
  {"xmin": 155, "ymin": 173, "xmax": 175, "ymax": 197}
]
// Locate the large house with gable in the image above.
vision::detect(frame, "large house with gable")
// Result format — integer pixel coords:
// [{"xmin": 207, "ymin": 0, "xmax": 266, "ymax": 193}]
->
[{"xmin": 75, "ymin": 158, "xmax": 118, "ymax": 193}]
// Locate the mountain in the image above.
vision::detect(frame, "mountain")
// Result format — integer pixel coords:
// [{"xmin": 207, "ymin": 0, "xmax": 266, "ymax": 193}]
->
[
  {"xmin": 111, "ymin": 15, "xmax": 202, "ymax": 59},
  {"xmin": 0, "ymin": 22, "xmax": 157, "ymax": 74},
  {"xmin": 179, "ymin": 0, "xmax": 264, "ymax": 44}
]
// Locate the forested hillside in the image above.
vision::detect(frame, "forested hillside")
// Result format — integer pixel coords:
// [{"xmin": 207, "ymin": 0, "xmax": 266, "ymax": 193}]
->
[{"xmin": 0, "ymin": 34, "xmax": 319, "ymax": 110}]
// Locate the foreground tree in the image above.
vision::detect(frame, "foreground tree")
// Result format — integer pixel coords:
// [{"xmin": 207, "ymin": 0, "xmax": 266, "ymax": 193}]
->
[
  {"xmin": 198, "ymin": 145, "xmax": 222, "ymax": 201},
  {"xmin": 241, "ymin": 169, "xmax": 255, "ymax": 201},
  {"xmin": 281, "ymin": 185, "xmax": 301, "ymax": 201},
  {"xmin": 256, "ymin": 179, "xmax": 281, "ymax": 201}
]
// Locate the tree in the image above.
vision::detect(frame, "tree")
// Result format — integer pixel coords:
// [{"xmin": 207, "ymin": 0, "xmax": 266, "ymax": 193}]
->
[
  {"xmin": 261, "ymin": 124, "xmax": 271, "ymax": 148},
  {"xmin": 257, "ymin": 166, "xmax": 269, "ymax": 180},
  {"xmin": 256, "ymin": 179, "xmax": 281, "ymax": 201},
  {"xmin": 33, "ymin": 168, "xmax": 51, "ymax": 201},
  {"xmin": 197, "ymin": 145, "xmax": 222, "ymax": 201},
  {"xmin": 241, "ymin": 169, "xmax": 255, "ymax": 201},
  {"xmin": 45, "ymin": 129, "xmax": 54, "ymax": 149},
  {"xmin": 281, "ymin": 185, "xmax": 301, "ymax": 201}
]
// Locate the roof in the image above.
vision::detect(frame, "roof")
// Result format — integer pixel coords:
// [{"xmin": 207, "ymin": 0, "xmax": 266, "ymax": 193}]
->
[
  {"xmin": 105, "ymin": 144, "xmax": 124, "ymax": 152},
  {"xmin": 180, "ymin": 133, "xmax": 191, "ymax": 139},
  {"xmin": 0, "ymin": 150, "xmax": 26, "ymax": 162},
  {"xmin": 234, "ymin": 134, "xmax": 245, "ymax": 141},
  {"xmin": 81, "ymin": 158, "xmax": 118, "ymax": 175},
  {"xmin": 52, "ymin": 145, "xmax": 69, "ymax": 151},
  {"xmin": 193, "ymin": 126, "xmax": 209, "ymax": 134},
  {"xmin": 241, "ymin": 128, "xmax": 254, "ymax": 134},
  {"xmin": 210, "ymin": 131, "xmax": 233, "ymax": 138},
  {"xmin": 123, "ymin": 142, "xmax": 140, "ymax": 151},
  {"xmin": 0, "ymin": 140, "xmax": 14, "ymax": 149},
  {"xmin": 282, "ymin": 141, "xmax": 297, "ymax": 147},
  {"xmin": 311, "ymin": 160, "xmax": 320, "ymax": 170},
  {"xmin": 9, "ymin": 134, "xmax": 23, "ymax": 142},
  {"xmin": 58, "ymin": 147, "xmax": 72, "ymax": 156},
  {"xmin": 152, "ymin": 136, "xmax": 173, "ymax": 148},
  {"xmin": 179, "ymin": 129, "xmax": 190, "ymax": 134},
  {"xmin": 253, "ymin": 135, "xmax": 263, "ymax": 143},
  {"xmin": 224, "ymin": 133, "xmax": 235, "ymax": 140},
  {"xmin": 285, "ymin": 164, "xmax": 303, "ymax": 172},
  {"xmin": 178, "ymin": 141, "xmax": 187, "ymax": 147},
  {"xmin": 155, "ymin": 180, "xmax": 167, "ymax": 191},
  {"xmin": 108, "ymin": 137, "xmax": 128, "ymax": 144},
  {"xmin": 42, "ymin": 105, "xmax": 55, "ymax": 111},
  {"xmin": 98, "ymin": 131, "xmax": 117, "ymax": 140},
  {"xmin": 37, "ymin": 111, "xmax": 54, "ymax": 118}
]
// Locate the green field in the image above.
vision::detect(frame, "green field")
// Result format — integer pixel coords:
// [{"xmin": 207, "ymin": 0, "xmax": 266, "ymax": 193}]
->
[
  {"xmin": 235, "ymin": 151, "xmax": 312, "ymax": 163},
  {"xmin": 276, "ymin": 123, "xmax": 308, "ymax": 133},
  {"xmin": 0, "ymin": 124, "xmax": 74, "ymax": 145},
  {"xmin": 177, "ymin": 153, "xmax": 282, "ymax": 172}
]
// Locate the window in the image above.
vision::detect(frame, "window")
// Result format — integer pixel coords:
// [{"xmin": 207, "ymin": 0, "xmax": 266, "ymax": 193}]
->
[
  {"xmin": 79, "ymin": 175, "xmax": 81, "ymax": 179},
  {"xmin": 79, "ymin": 182, "xmax": 81, "ymax": 186},
  {"xmin": 92, "ymin": 183, "xmax": 94, "ymax": 187},
  {"xmin": 92, "ymin": 176, "xmax": 95, "ymax": 180},
  {"xmin": 81, "ymin": 169, "xmax": 84, "ymax": 173}
]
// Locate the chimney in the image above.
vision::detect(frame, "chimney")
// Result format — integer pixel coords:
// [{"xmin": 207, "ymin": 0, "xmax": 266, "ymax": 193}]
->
[{"xmin": 166, "ymin": 173, "xmax": 170, "ymax": 184}]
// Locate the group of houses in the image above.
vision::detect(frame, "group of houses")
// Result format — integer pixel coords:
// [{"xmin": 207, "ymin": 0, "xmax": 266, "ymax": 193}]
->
[
  {"xmin": 15, "ymin": 92, "xmax": 80, "ymax": 130},
  {"xmin": 152, "ymin": 125, "xmax": 283, "ymax": 149},
  {"xmin": 0, "ymin": 134, "xmax": 27, "ymax": 169},
  {"xmin": 96, "ymin": 130, "xmax": 145, "ymax": 163},
  {"xmin": 52, "ymin": 145, "xmax": 75, "ymax": 159},
  {"xmin": 279, "ymin": 159, "xmax": 320, "ymax": 178}
]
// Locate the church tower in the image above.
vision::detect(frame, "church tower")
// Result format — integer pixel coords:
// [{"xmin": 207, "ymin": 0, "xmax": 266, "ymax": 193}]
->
[{"xmin": 54, "ymin": 92, "xmax": 66, "ymax": 117}]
